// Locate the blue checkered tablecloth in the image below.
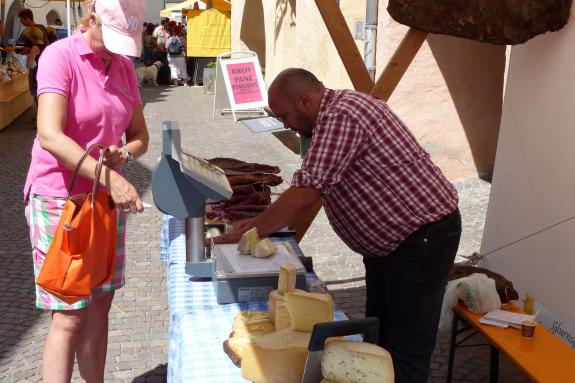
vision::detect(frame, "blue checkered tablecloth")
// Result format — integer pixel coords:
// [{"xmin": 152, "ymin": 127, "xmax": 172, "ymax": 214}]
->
[{"xmin": 161, "ymin": 216, "xmax": 348, "ymax": 383}]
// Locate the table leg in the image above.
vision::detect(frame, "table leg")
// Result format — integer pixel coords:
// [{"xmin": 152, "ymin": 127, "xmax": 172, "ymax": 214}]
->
[
  {"xmin": 446, "ymin": 312, "xmax": 459, "ymax": 383},
  {"xmin": 490, "ymin": 345, "xmax": 499, "ymax": 383}
]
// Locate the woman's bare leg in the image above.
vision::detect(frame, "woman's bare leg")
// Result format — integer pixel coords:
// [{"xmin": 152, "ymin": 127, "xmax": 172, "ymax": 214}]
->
[
  {"xmin": 43, "ymin": 309, "xmax": 86, "ymax": 383},
  {"xmin": 76, "ymin": 290, "xmax": 114, "ymax": 383}
]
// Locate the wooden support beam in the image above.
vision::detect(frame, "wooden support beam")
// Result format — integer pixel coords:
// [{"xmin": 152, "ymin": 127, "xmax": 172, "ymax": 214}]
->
[
  {"xmin": 314, "ymin": 0, "xmax": 374, "ymax": 93},
  {"xmin": 370, "ymin": 28, "xmax": 428, "ymax": 101}
]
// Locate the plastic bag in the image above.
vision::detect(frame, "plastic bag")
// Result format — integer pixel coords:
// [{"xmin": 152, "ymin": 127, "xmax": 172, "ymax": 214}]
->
[{"xmin": 438, "ymin": 273, "xmax": 502, "ymax": 331}]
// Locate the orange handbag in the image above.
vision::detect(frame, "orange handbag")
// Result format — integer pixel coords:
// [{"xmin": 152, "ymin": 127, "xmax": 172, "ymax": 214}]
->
[{"xmin": 36, "ymin": 144, "xmax": 118, "ymax": 304}]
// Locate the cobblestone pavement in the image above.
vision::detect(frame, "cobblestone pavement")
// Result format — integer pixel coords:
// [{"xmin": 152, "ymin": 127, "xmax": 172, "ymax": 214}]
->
[{"xmin": 0, "ymin": 85, "xmax": 528, "ymax": 382}]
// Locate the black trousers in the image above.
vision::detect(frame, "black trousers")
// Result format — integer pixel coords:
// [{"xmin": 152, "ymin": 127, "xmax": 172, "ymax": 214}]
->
[{"xmin": 363, "ymin": 208, "xmax": 461, "ymax": 383}]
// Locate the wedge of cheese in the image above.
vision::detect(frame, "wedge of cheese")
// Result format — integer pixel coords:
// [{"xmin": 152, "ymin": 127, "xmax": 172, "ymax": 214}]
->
[
  {"xmin": 321, "ymin": 340, "xmax": 394, "ymax": 383},
  {"xmin": 268, "ymin": 289, "xmax": 304, "ymax": 324},
  {"xmin": 274, "ymin": 301, "xmax": 291, "ymax": 331},
  {"xmin": 278, "ymin": 263, "xmax": 297, "ymax": 295},
  {"xmin": 237, "ymin": 227, "xmax": 259, "ymax": 255},
  {"xmin": 285, "ymin": 291, "xmax": 333, "ymax": 332},
  {"xmin": 232, "ymin": 311, "xmax": 274, "ymax": 336},
  {"xmin": 253, "ymin": 238, "xmax": 277, "ymax": 258},
  {"xmin": 226, "ymin": 311, "xmax": 275, "ymax": 365},
  {"xmin": 241, "ymin": 329, "xmax": 311, "ymax": 383}
]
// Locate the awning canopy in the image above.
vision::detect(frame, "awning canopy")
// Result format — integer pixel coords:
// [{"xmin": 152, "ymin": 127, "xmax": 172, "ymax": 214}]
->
[{"xmin": 160, "ymin": 1, "xmax": 207, "ymax": 17}]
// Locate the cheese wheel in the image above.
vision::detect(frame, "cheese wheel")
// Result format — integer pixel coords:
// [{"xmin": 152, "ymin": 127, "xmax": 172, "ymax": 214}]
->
[
  {"xmin": 321, "ymin": 340, "xmax": 394, "ymax": 383},
  {"xmin": 241, "ymin": 329, "xmax": 311, "ymax": 383},
  {"xmin": 226, "ymin": 311, "xmax": 275, "ymax": 363}
]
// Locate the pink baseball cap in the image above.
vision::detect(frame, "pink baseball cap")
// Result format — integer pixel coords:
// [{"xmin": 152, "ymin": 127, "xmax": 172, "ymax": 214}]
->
[{"xmin": 94, "ymin": 0, "xmax": 146, "ymax": 57}]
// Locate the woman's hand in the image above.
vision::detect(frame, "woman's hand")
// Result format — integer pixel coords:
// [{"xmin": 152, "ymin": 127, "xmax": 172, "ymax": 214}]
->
[
  {"xmin": 109, "ymin": 173, "xmax": 143, "ymax": 214},
  {"xmin": 103, "ymin": 145, "xmax": 125, "ymax": 167}
]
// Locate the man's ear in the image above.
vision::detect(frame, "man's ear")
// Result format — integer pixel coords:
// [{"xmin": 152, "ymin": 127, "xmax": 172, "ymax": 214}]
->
[{"xmin": 297, "ymin": 92, "xmax": 311, "ymax": 109}]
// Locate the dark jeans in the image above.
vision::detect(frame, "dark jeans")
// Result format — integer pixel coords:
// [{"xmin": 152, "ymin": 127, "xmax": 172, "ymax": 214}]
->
[
  {"xmin": 363, "ymin": 208, "xmax": 461, "ymax": 383},
  {"xmin": 153, "ymin": 51, "xmax": 168, "ymax": 65}
]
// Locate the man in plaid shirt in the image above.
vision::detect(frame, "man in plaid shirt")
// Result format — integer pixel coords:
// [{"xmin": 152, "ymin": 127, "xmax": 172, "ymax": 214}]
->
[{"xmin": 217, "ymin": 68, "xmax": 461, "ymax": 383}]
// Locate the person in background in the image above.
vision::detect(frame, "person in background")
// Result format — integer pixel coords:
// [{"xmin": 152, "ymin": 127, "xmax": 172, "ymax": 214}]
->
[
  {"xmin": 23, "ymin": 0, "xmax": 148, "ymax": 381},
  {"xmin": 0, "ymin": 19, "xmax": 4, "ymax": 45},
  {"xmin": 152, "ymin": 17, "xmax": 169, "ymax": 64},
  {"xmin": 45, "ymin": 26, "xmax": 58, "ymax": 44},
  {"xmin": 166, "ymin": 21, "xmax": 188, "ymax": 86},
  {"xmin": 18, "ymin": 8, "xmax": 49, "ymax": 46},
  {"xmin": 24, "ymin": 27, "xmax": 47, "ymax": 125},
  {"xmin": 54, "ymin": 18, "xmax": 63, "ymax": 26},
  {"xmin": 142, "ymin": 22, "xmax": 155, "ymax": 66},
  {"xmin": 215, "ymin": 68, "xmax": 462, "ymax": 383}
]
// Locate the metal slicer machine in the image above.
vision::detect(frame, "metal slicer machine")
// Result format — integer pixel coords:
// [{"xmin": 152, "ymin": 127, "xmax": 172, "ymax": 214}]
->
[{"xmin": 151, "ymin": 121, "xmax": 232, "ymax": 279}]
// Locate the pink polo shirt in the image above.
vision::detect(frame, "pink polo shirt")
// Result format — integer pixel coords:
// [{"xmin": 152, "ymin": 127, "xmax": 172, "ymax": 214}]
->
[{"xmin": 23, "ymin": 32, "xmax": 141, "ymax": 201}]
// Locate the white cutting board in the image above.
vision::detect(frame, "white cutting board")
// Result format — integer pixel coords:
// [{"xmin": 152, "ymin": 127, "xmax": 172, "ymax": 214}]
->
[{"xmin": 215, "ymin": 243, "xmax": 305, "ymax": 275}]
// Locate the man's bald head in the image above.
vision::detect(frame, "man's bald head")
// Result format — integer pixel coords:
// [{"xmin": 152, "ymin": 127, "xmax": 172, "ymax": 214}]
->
[
  {"xmin": 269, "ymin": 68, "xmax": 323, "ymax": 103},
  {"xmin": 268, "ymin": 68, "xmax": 325, "ymax": 138}
]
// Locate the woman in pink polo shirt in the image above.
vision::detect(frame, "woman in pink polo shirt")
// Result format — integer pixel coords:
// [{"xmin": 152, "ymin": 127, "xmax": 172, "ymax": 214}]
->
[{"xmin": 23, "ymin": 0, "xmax": 148, "ymax": 381}]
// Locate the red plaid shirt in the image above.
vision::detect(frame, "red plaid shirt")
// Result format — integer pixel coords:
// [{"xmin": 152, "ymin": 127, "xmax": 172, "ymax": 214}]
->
[{"xmin": 292, "ymin": 89, "xmax": 458, "ymax": 257}]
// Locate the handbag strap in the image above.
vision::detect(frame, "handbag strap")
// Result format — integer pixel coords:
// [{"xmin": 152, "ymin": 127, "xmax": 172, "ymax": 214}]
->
[{"xmin": 66, "ymin": 144, "xmax": 109, "ymax": 205}]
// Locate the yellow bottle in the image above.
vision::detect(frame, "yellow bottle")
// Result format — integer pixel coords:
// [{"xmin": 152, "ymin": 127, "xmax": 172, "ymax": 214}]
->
[{"xmin": 523, "ymin": 294, "xmax": 535, "ymax": 315}]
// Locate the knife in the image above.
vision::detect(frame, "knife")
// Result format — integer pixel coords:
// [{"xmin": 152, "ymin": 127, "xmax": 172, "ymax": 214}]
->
[{"xmin": 301, "ymin": 317, "xmax": 380, "ymax": 383}]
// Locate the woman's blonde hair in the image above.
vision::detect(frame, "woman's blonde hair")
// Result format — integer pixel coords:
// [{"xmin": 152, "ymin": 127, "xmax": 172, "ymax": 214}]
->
[{"xmin": 78, "ymin": 0, "xmax": 97, "ymax": 30}]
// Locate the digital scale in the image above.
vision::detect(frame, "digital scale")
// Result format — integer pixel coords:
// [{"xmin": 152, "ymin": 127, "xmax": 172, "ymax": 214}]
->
[
  {"xmin": 151, "ymin": 121, "xmax": 310, "ymax": 301},
  {"xmin": 211, "ymin": 241, "xmax": 307, "ymax": 304}
]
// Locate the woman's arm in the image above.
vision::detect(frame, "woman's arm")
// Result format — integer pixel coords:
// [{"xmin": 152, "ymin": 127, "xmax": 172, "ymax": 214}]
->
[
  {"xmin": 103, "ymin": 105, "xmax": 149, "ymax": 167},
  {"xmin": 37, "ymin": 93, "xmax": 143, "ymax": 213},
  {"xmin": 123, "ymin": 106, "xmax": 149, "ymax": 157}
]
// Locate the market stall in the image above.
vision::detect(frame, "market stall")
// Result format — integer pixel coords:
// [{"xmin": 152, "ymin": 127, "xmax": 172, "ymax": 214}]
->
[
  {"xmin": 183, "ymin": 0, "xmax": 230, "ymax": 85},
  {"xmin": 151, "ymin": 124, "xmax": 396, "ymax": 382},
  {"xmin": 0, "ymin": 53, "xmax": 31, "ymax": 130}
]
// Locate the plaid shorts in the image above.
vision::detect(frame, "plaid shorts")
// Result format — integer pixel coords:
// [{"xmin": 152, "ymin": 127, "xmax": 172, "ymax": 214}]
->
[{"xmin": 26, "ymin": 193, "xmax": 127, "ymax": 310}]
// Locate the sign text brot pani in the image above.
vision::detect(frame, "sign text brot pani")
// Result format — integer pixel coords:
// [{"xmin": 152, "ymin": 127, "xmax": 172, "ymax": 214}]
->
[{"xmin": 226, "ymin": 62, "xmax": 263, "ymax": 104}]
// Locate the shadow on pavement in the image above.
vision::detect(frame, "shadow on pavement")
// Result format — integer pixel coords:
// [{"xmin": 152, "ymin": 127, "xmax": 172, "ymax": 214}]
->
[
  {"xmin": 123, "ymin": 159, "xmax": 153, "ymax": 202},
  {"xmin": 139, "ymin": 85, "xmax": 174, "ymax": 108},
  {"xmin": 131, "ymin": 363, "xmax": 167, "ymax": 383}
]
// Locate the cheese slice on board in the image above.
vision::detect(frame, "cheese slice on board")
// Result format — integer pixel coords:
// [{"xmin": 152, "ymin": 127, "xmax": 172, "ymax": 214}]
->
[
  {"xmin": 285, "ymin": 291, "xmax": 333, "ymax": 332},
  {"xmin": 278, "ymin": 263, "xmax": 297, "ymax": 295},
  {"xmin": 321, "ymin": 340, "xmax": 394, "ymax": 383},
  {"xmin": 253, "ymin": 238, "xmax": 277, "ymax": 258},
  {"xmin": 237, "ymin": 227, "xmax": 259, "ymax": 255},
  {"xmin": 241, "ymin": 329, "xmax": 311, "ymax": 383}
]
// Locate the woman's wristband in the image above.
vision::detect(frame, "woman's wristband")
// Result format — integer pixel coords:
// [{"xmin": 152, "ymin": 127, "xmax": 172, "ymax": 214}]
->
[{"xmin": 121, "ymin": 147, "xmax": 134, "ymax": 164}]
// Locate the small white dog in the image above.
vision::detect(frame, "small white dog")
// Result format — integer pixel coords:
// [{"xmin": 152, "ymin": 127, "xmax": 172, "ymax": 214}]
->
[{"xmin": 136, "ymin": 61, "xmax": 163, "ymax": 87}]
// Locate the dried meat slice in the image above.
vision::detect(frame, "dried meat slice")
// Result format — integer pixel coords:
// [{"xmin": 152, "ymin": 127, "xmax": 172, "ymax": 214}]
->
[{"xmin": 208, "ymin": 157, "xmax": 281, "ymax": 175}]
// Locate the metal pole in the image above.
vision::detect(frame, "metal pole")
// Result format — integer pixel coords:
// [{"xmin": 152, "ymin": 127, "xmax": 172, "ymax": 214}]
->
[
  {"xmin": 66, "ymin": 0, "xmax": 71, "ymax": 36},
  {"xmin": 364, "ymin": 0, "xmax": 378, "ymax": 81},
  {"xmin": 185, "ymin": 215, "xmax": 206, "ymax": 264}
]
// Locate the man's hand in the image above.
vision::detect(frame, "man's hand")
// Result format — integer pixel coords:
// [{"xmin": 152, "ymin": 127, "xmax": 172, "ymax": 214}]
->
[{"xmin": 212, "ymin": 230, "xmax": 243, "ymax": 245}]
